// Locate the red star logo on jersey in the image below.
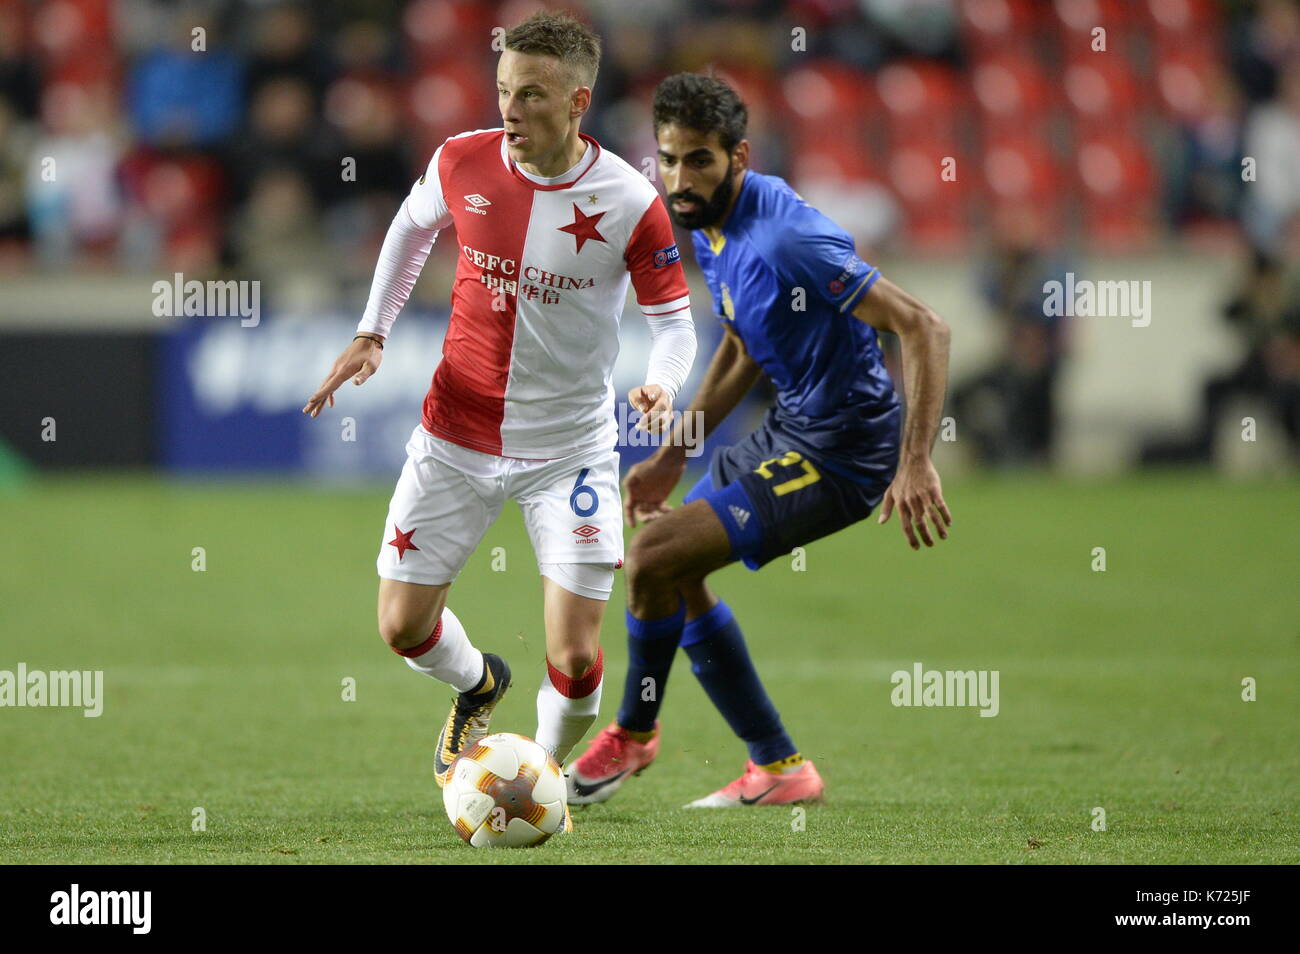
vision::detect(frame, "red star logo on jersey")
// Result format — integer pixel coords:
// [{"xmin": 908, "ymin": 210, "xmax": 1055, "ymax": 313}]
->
[
  {"xmin": 557, "ymin": 203, "xmax": 607, "ymax": 253},
  {"xmin": 387, "ymin": 525, "xmax": 419, "ymax": 560}
]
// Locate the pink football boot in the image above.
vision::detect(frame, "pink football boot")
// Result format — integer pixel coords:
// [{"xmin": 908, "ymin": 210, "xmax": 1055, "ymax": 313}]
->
[
  {"xmin": 684, "ymin": 759, "xmax": 824, "ymax": 808},
  {"xmin": 566, "ymin": 722, "xmax": 659, "ymax": 805}
]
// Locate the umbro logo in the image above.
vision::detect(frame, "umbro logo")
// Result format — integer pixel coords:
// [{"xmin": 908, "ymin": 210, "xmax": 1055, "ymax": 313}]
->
[
  {"xmin": 729, "ymin": 505, "xmax": 750, "ymax": 530},
  {"xmin": 463, "ymin": 193, "xmax": 491, "ymax": 215},
  {"xmin": 573, "ymin": 524, "xmax": 600, "ymax": 538}
]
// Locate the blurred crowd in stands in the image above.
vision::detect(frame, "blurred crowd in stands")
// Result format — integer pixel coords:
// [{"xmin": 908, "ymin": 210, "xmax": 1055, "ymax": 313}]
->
[{"xmin": 0, "ymin": 0, "xmax": 1296, "ymax": 465}]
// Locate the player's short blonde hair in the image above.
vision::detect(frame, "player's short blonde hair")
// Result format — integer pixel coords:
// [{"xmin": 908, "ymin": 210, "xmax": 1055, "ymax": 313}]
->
[{"xmin": 504, "ymin": 11, "xmax": 601, "ymax": 90}]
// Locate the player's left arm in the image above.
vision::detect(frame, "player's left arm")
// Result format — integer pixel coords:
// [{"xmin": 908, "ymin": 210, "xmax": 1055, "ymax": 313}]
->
[
  {"xmin": 625, "ymin": 196, "xmax": 697, "ymax": 433},
  {"xmin": 852, "ymin": 277, "xmax": 953, "ymax": 550}
]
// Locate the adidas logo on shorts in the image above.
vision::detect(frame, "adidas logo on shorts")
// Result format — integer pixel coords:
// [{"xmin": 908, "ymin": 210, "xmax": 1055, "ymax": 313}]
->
[{"xmin": 729, "ymin": 505, "xmax": 750, "ymax": 530}]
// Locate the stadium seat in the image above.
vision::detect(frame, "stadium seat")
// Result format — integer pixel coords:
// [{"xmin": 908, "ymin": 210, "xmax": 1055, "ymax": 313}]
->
[
  {"xmin": 1050, "ymin": 0, "xmax": 1145, "ymax": 56},
  {"xmin": 1074, "ymin": 133, "xmax": 1157, "ymax": 247},
  {"xmin": 875, "ymin": 61, "xmax": 973, "ymax": 248},
  {"xmin": 980, "ymin": 135, "xmax": 1061, "ymax": 204},
  {"xmin": 959, "ymin": 0, "xmax": 1052, "ymax": 54},
  {"xmin": 44, "ymin": 51, "xmax": 117, "ymax": 89},
  {"xmin": 971, "ymin": 52, "xmax": 1055, "ymax": 138},
  {"xmin": 1155, "ymin": 48, "xmax": 1224, "ymax": 121},
  {"xmin": 121, "ymin": 149, "xmax": 222, "ymax": 225},
  {"xmin": 1050, "ymin": 0, "xmax": 1145, "ymax": 32},
  {"xmin": 781, "ymin": 60, "xmax": 877, "ymax": 130},
  {"xmin": 325, "ymin": 74, "xmax": 402, "ymax": 132},
  {"xmin": 877, "ymin": 60, "xmax": 965, "ymax": 146},
  {"xmin": 1142, "ymin": 0, "xmax": 1218, "ymax": 37},
  {"xmin": 407, "ymin": 58, "xmax": 494, "ymax": 147},
  {"xmin": 403, "ymin": 0, "xmax": 497, "ymax": 65},
  {"xmin": 780, "ymin": 61, "xmax": 878, "ymax": 161},
  {"xmin": 1062, "ymin": 54, "xmax": 1145, "ymax": 136},
  {"xmin": 885, "ymin": 135, "xmax": 976, "ymax": 250},
  {"xmin": 31, "ymin": 0, "xmax": 112, "ymax": 63},
  {"xmin": 791, "ymin": 137, "xmax": 877, "ymax": 183},
  {"xmin": 31, "ymin": 0, "xmax": 118, "ymax": 91}
]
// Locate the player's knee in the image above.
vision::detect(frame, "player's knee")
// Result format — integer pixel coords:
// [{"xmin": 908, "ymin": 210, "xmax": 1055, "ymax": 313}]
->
[
  {"xmin": 625, "ymin": 525, "xmax": 678, "ymax": 591},
  {"xmin": 377, "ymin": 580, "xmax": 448, "ymax": 651},
  {"xmin": 548, "ymin": 643, "xmax": 600, "ymax": 679},
  {"xmin": 377, "ymin": 616, "xmax": 412, "ymax": 651},
  {"xmin": 679, "ymin": 578, "xmax": 714, "ymax": 617},
  {"xmin": 377, "ymin": 609, "xmax": 434, "ymax": 651}
]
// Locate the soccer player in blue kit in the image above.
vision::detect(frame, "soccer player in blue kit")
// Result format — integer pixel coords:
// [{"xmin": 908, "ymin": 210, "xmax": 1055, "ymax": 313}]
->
[{"xmin": 568, "ymin": 73, "xmax": 953, "ymax": 807}]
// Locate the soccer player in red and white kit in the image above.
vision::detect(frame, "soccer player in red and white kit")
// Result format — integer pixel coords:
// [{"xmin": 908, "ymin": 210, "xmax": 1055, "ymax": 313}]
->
[{"xmin": 302, "ymin": 13, "xmax": 696, "ymax": 800}]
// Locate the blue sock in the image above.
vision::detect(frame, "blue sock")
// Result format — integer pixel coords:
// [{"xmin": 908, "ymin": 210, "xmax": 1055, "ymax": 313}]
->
[
  {"xmin": 615, "ymin": 602, "xmax": 685, "ymax": 733},
  {"xmin": 681, "ymin": 601, "xmax": 797, "ymax": 765}
]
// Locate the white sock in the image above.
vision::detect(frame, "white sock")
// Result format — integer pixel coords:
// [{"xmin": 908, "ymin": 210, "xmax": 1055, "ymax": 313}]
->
[
  {"xmin": 395, "ymin": 606, "xmax": 484, "ymax": 693},
  {"xmin": 535, "ymin": 649, "xmax": 604, "ymax": 765}
]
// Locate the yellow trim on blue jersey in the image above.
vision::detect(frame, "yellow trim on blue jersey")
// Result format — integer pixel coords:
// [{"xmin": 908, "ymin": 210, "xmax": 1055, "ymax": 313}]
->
[
  {"xmin": 839, "ymin": 267, "xmax": 879, "ymax": 312},
  {"xmin": 720, "ymin": 283, "xmax": 736, "ymax": 322},
  {"xmin": 706, "ymin": 231, "xmax": 726, "ymax": 254}
]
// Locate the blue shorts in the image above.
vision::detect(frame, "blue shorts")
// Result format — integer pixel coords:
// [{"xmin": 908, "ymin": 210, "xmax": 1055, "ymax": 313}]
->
[{"xmin": 682, "ymin": 419, "xmax": 897, "ymax": 570}]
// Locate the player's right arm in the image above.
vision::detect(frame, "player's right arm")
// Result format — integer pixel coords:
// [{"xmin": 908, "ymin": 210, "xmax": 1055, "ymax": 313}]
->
[
  {"xmin": 303, "ymin": 146, "xmax": 455, "ymax": 418},
  {"xmin": 851, "ymin": 276, "xmax": 952, "ymax": 549},
  {"xmin": 624, "ymin": 322, "xmax": 763, "ymax": 526},
  {"xmin": 769, "ymin": 201, "xmax": 952, "ymax": 550}
]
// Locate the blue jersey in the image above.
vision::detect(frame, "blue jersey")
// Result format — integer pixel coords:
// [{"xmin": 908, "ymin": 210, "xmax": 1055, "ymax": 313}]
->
[{"xmin": 692, "ymin": 172, "xmax": 901, "ymax": 483}]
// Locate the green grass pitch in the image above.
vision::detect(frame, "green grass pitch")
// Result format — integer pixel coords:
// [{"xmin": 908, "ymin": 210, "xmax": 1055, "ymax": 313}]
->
[{"xmin": 0, "ymin": 471, "xmax": 1295, "ymax": 864}]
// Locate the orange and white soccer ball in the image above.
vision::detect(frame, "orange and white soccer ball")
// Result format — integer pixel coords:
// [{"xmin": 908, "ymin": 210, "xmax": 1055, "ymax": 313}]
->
[{"xmin": 443, "ymin": 732, "xmax": 568, "ymax": 847}]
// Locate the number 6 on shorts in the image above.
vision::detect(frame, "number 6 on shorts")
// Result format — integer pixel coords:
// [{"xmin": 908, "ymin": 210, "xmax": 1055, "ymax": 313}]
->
[{"xmin": 570, "ymin": 468, "xmax": 598, "ymax": 517}]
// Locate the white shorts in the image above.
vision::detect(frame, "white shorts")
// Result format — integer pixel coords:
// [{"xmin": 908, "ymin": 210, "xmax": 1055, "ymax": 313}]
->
[{"xmin": 376, "ymin": 425, "xmax": 625, "ymax": 594}]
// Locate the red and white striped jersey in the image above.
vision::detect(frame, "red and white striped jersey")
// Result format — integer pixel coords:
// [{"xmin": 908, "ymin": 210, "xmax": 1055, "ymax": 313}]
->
[{"xmin": 382, "ymin": 128, "xmax": 691, "ymax": 459}]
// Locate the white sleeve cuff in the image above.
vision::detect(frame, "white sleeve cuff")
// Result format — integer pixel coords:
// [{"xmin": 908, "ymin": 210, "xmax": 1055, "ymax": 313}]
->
[
  {"xmin": 356, "ymin": 199, "xmax": 440, "ymax": 339},
  {"xmin": 642, "ymin": 296, "xmax": 696, "ymax": 402}
]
